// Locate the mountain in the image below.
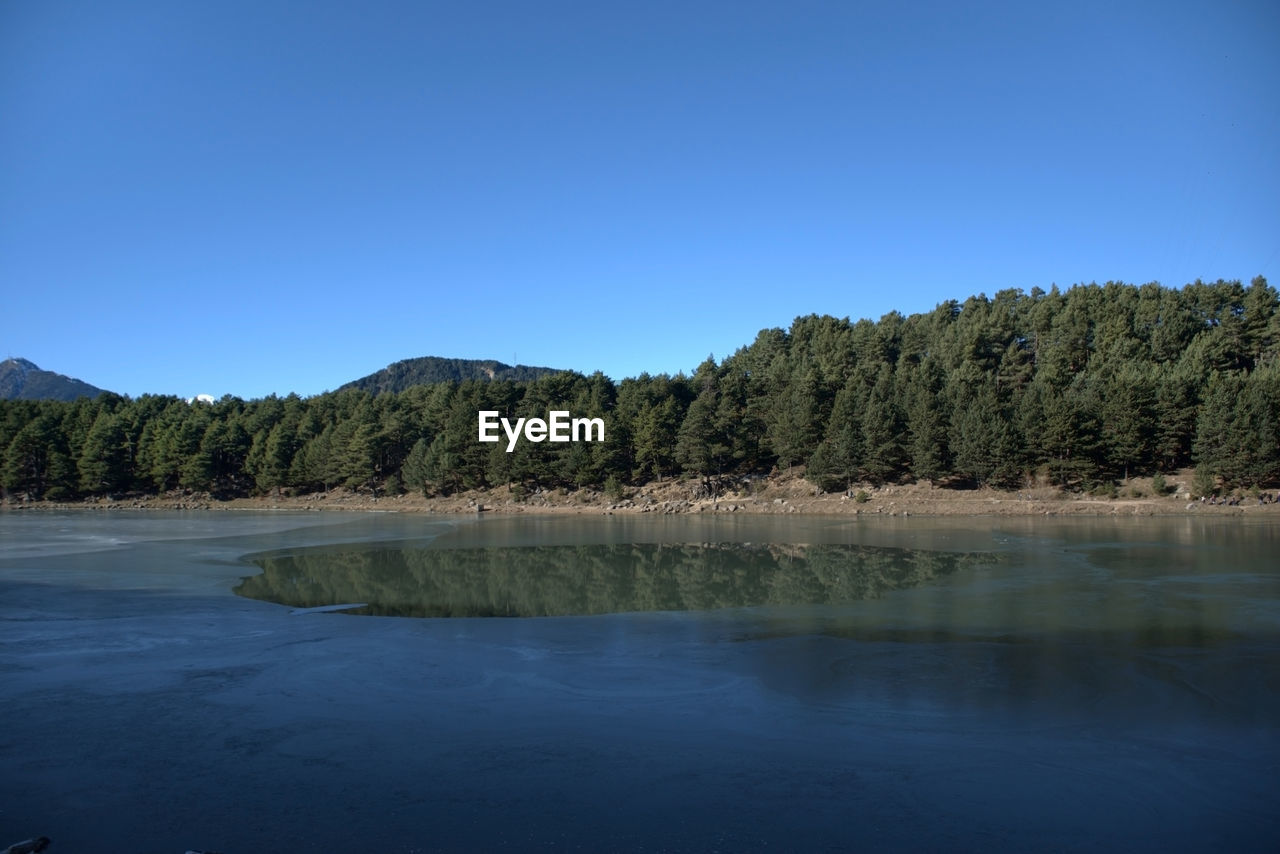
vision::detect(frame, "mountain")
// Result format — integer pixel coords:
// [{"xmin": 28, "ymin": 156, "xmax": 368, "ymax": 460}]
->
[
  {"xmin": 339, "ymin": 356, "xmax": 565, "ymax": 394},
  {"xmin": 0, "ymin": 358, "xmax": 108, "ymax": 401}
]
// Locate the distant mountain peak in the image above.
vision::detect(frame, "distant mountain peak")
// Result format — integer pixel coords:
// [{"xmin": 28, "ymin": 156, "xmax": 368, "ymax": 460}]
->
[
  {"xmin": 0, "ymin": 358, "xmax": 108, "ymax": 401},
  {"xmin": 339, "ymin": 356, "xmax": 564, "ymax": 394}
]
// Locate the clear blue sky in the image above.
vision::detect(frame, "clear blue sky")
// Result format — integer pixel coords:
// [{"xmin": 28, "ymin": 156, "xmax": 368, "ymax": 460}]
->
[{"xmin": 3, "ymin": 0, "xmax": 1277, "ymax": 400}]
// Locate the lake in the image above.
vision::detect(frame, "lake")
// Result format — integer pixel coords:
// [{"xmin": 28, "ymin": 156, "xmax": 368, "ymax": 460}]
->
[{"xmin": 1, "ymin": 511, "xmax": 1277, "ymax": 852}]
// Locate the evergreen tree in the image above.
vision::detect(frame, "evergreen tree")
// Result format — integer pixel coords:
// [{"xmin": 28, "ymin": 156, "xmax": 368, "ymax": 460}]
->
[
  {"xmin": 860, "ymin": 363, "xmax": 903, "ymax": 483},
  {"xmin": 901, "ymin": 360, "xmax": 948, "ymax": 482},
  {"xmin": 402, "ymin": 437, "xmax": 432, "ymax": 496},
  {"xmin": 78, "ymin": 411, "xmax": 130, "ymax": 494},
  {"xmin": 3, "ymin": 416, "xmax": 54, "ymax": 497},
  {"xmin": 1020, "ymin": 376, "xmax": 1101, "ymax": 486},
  {"xmin": 1152, "ymin": 363, "xmax": 1199, "ymax": 470},
  {"xmin": 1194, "ymin": 367, "xmax": 1280, "ymax": 486},
  {"xmin": 806, "ymin": 375, "xmax": 863, "ymax": 491},
  {"xmin": 1101, "ymin": 364, "xmax": 1155, "ymax": 480},
  {"xmin": 951, "ymin": 384, "xmax": 1018, "ymax": 487},
  {"xmin": 675, "ymin": 387, "xmax": 719, "ymax": 476}
]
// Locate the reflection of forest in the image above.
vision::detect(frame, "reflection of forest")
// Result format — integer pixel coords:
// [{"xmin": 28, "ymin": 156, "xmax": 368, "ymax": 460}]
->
[{"xmin": 235, "ymin": 542, "xmax": 994, "ymax": 617}]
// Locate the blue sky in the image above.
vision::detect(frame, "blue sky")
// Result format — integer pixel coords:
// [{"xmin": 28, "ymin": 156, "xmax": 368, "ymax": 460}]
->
[{"xmin": 3, "ymin": 0, "xmax": 1277, "ymax": 400}]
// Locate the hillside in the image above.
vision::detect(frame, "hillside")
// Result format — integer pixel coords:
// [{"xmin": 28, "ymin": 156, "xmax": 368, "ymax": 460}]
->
[
  {"xmin": 2, "ymin": 279, "xmax": 1278, "ymax": 503},
  {"xmin": 339, "ymin": 356, "xmax": 564, "ymax": 394},
  {"xmin": 0, "ymin": 358, "xmax": 107, "ymax": 401}
]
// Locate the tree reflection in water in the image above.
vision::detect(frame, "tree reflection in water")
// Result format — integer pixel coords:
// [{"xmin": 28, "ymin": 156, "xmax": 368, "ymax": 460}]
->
[{"xmin": 235, "ymin": 542, "xmax": 994, "ymax": 617}]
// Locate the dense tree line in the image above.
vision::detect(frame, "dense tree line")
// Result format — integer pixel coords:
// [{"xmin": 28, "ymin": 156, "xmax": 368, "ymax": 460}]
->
[{"xmin": 3, "ymin": 279, "xmax": 1278, "ymax": 502}]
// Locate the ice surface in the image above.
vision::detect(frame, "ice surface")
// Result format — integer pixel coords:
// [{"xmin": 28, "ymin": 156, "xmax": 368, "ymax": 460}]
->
[{"xmin": 1, "ymin": 512, "xmax": 1276, "ymax": 852}]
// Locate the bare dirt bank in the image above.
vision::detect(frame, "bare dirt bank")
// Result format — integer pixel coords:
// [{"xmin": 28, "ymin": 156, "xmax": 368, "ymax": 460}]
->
[{"xmin": 5, "ymin": 471, "xmax": 1277, "ymax": 518}]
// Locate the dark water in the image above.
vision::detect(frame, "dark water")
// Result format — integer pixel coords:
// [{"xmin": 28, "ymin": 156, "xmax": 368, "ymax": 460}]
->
[{"xmin": 2, "ymin": 512, "xmax": 1278, "ymax": 852}]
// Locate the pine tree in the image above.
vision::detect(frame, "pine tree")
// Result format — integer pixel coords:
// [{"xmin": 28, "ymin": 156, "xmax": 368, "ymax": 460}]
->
[
  {"xmin": 1101, "ymin": 364, "xmax": 1155, "ymax": 480},
  {"xmin": 765, "ymin": 362, "xmax": 823, "ymax": 473},
  {"xmin": 901, "ymin": 360, "xmax": 948, "ymax": 482},
  {"xmin": 78, "ymin": 411, "xmax": 130, "ymax": 494},
  {"xmin": 3, "ymin": 418, "xmax": 52, "ymax": 496},
  {"xmin": 860, "ymin": 363, "xmax": 903, "ymax": 483},
  {"xmin": 1152, "ymin": 363, "xmax": 1199, "ymax": 470},
  {"xmin": 675, "ymin": 388, "xmax": 717, "ymax": 476},
  {"xmin": 951, "ymin": 385, "xmax": 1017, "ymax": 488},
  {"xmin": 402, "ymin": 437, "xmax": 432, "ymax": 496},
  {"xmin": 1019, "ymin": 375, "xmax": 1099, "ymax": 487},
  {"xmin": 806, "ymin": 375, "xmax": 863, "ymax": 491},
  {"xmin": 1194, "ymin": 367, "xmax": 1280, "ymax": 486}
]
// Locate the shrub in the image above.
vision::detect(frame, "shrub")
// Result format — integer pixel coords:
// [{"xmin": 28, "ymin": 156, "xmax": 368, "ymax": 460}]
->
[
  {"xmin": 1151, "ymin": 471, "xmax": 1168, "ymax": 495},
  {"xmin": 604, "ymin": 475, "xmax": 625, "ymax": 501},
  {"xmin": 1191, "ymin": 466, "xmax": 1217, "ymax": 499}
]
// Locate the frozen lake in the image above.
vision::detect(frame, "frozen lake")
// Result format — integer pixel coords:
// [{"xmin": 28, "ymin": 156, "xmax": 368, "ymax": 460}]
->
[{"xmin": 1, "ymin": 511, "xmax": 1277, "ymax": 852}]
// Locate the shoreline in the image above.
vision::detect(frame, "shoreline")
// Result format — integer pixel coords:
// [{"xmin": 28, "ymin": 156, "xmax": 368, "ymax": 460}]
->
[{"xmin": 4, "ymin": 471, "xmax": 1277, "ymax": 518}]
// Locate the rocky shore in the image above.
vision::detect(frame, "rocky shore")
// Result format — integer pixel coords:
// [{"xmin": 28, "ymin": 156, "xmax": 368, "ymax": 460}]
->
[{"xmin": 5, "ymin": 470, "xmax": 1277, "ymax": 518}]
